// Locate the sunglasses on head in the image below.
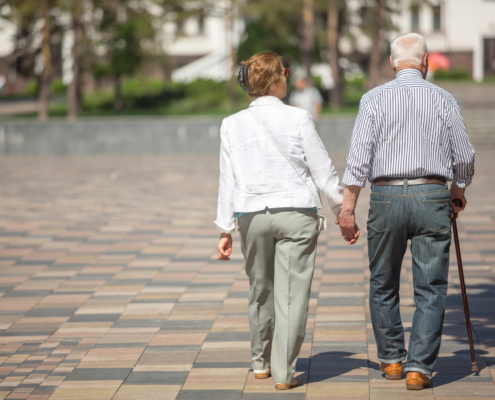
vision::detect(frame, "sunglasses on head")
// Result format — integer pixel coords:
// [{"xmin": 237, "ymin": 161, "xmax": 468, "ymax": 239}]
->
[{"xmin": 282, "ymin": 68, "xmax": 290, "ymax": 77}]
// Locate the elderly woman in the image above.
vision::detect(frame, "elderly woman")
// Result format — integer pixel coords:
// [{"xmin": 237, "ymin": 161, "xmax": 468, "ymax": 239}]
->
[{"xmin": 214, "ymin": 52, "xmax": 345, "ymax": 389}]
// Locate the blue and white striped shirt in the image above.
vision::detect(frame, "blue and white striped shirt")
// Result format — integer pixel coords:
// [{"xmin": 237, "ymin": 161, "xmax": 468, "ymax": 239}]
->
[{"xmin": 342, "ymin": 69, "xmax": 475, "ymax": 188}]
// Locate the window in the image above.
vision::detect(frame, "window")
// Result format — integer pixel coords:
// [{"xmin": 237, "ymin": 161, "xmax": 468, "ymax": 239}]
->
[
  {"xmin": 433, "ymin": 5, "xmax": 441, "ymax": 31},
  {"xmin": 411, "ymin": 5, "xmax": 419, "ymax": 31}
]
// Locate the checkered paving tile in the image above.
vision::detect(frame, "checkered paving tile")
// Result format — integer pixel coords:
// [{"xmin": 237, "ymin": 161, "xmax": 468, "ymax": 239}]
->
[{"xmin": 0, "ymin": 152, "xmax": 494, "ymax": 400}]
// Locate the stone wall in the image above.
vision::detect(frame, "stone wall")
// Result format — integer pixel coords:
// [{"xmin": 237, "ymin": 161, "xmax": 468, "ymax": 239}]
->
[{"xmin": 0, "ymin": 111, "xmax": 491, "ymax": 156}]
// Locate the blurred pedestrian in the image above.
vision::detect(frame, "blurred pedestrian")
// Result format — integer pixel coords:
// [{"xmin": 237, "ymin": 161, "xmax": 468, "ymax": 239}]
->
[
  {"xmin": 215, "ymin": 52, "xmax": 346, "ymax": 389},
  {"xmin": 289, "ymin": 74, "xmax": 323, "ymax": 123},
  {"xmin": 337, "ymin": 32, "xmax": 475, "ymax": 390}
]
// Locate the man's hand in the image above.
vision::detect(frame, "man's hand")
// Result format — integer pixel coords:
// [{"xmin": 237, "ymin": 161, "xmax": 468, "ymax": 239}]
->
[
  {"xmin": 217, "ymin": 233, "xmax": 232, "ymax": 261},
  {"xmin": 336, "ymin": 185, "xmax": 362, "ymax": 245},
  {"xmin": 450, "ymin": 183, "xmax": 467, "ymax": 214},
  {"xmin": 336, "ymin": 211, "xmax": 360, "ymax": 245}
]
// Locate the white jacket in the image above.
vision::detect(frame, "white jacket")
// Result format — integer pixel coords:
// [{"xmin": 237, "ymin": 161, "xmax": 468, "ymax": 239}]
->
[{"xmin": 215, "ymin": 96, "xmax": 344, "ymax": 234}]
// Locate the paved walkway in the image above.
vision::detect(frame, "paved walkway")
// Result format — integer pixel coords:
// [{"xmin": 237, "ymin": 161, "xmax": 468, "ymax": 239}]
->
[{"xmin": 0, "ymin": 152, "xmax": 494, "ymax": 400}]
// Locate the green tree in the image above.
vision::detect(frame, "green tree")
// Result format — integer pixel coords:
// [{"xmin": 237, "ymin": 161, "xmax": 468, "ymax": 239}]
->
[
  {"xmin": 5, "ymin": 0, "xmax": 64, "ymax": 120},
  {"xmin": 238, "ymin": 0, "xmax": 303, "ymax": 64},
  {"xmin": 327, "ymin": 0, "xmax": 343, "ymax": 110},
  {"xmin": 92, "ymin": 0, "xmax": 160, "ymax": 113},
  {"xmin": 357, "ymin": 0, "xmax": 400, "ymax": 90},
  {"xmin": 67, "ymin": 0, "xmax": 84, "ymax": 120}
]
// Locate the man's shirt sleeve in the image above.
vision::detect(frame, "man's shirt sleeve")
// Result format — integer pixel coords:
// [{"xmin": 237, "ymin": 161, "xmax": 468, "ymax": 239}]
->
[
  {"xmin": 342, "ymin": 99, "xmax": 375, "ymax": 187},
  {"xmin": 448, "ymin": 103, "xmax": 475, "ymax": 188}
]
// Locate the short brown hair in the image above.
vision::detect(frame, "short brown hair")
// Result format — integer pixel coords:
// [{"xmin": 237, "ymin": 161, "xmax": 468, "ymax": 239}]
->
[{"xmin": 241, "ymin": 52, "xmax": 284, "ymax": 98}]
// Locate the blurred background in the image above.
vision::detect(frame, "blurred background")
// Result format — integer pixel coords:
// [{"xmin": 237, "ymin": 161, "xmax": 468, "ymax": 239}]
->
[{"xmin": 0, "ymin": 0, "xmax": 494, "ymax": 152}]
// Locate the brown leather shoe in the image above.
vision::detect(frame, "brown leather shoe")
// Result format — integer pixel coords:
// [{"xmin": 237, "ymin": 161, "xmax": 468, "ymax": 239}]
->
[
  {"xmin": 406, "ymin": 372, "xmax": 431, "ymax": 390},
  {"xmin": 379, "ymin": 362, "xmax": 402, "ymax": 380}
]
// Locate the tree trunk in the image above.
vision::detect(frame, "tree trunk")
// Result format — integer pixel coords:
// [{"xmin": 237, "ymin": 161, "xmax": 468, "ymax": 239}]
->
[
  {"xmin": 39, "ymin": 0, "xmax": 52, "ymax": 121},
  {"xmin": 114, "ymin": 76, "xmax": 123, "ymax": 114},
  {"xmin": 327, "ymin": 0, "xmax": 342, "ymax": 110},
  {"xmin": 227, "ymin": 0, "xmax": 237, "ymax": 110},
  {"xmin": 302, "ymin": 0, "xmax": 315, "ymax": 79},
  {"xmin": 68, "ymin": 0, "xmax": 83, "ymax": 120},
  {"xmin": 367, "ymin": 0, "xmax": 384, "ymax": 90}
]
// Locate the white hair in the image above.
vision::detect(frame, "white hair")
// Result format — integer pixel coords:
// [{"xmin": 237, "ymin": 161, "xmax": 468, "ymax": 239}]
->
[{"xmin": 390, "ymin": 33, "xmax": 428, "ymax": 68}]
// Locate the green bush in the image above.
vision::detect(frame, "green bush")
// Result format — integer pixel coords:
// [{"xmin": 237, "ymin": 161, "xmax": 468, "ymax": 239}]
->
[
  {"xmin": 83, "ymin": 90, "xmax": 115, "ymax": 111},
  {"xmin": 122, "ymin": 78, "xmax": 185, "ymax": 109},
  {"xmin": 51, "ymin": 78, "xmax": 67, "ymax": 95},
  {"xmin": 166, "ymin": 79, "xmax": 247, "ymax": 114},
  {"xmin": 82, "ymin": 77, "xmax": 249, "ymax": 115},
  {"xmin": 24, "ymin": 78, "xmax": 67, "ymax": 96},
  {"xmin": 434, "ymin": 68, "xmax": 470, "ymax": 81},
  {"xmin": 26, "ymin": 80, "xmax": 38, "ymax": 96}
]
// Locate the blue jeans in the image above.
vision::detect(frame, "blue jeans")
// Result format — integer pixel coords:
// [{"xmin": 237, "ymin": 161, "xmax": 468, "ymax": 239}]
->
[{"xmin": 367, "ymin": 182, "xmax": 451, "ymax": 377}]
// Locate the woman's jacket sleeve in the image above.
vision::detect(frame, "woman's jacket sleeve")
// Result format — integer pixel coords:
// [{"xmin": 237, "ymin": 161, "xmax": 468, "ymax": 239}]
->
[{"xmin": 214, "ymin": 119, "xmax": 236, "ymax": 234}]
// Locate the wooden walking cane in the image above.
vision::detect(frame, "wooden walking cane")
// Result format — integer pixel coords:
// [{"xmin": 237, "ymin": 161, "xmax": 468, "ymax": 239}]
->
[{"xmin": 451, "ymin": 199, "xmax": 479, "ymax": 372}]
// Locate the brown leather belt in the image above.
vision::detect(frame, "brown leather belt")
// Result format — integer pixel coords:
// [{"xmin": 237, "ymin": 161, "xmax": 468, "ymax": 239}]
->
[{"xmin": 373, "ymin": 176, "xmax": 446, "ymax": 188}]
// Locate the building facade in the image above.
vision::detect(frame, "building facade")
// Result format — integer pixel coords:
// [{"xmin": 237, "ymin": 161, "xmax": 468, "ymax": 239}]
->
[{"xmin": 389, "ymin": 0, "xmax": 495, "ymax": 81}]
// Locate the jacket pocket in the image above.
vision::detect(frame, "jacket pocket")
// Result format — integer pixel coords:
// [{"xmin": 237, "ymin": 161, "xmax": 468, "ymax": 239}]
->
[
  {"xmin": 246, "ymin": 182, "xmax": 286, "ymax": 194},
  {"xmin": 423, "ymin": 198, "xmax": 451, "ymax": 233},
  {"xmin": 368, "ymin": 200, "xmax": 391, "ymax": 233}
]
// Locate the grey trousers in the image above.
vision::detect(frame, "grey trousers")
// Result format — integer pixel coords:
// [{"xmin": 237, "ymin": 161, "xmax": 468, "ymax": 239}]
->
[{"xmin": 238, "ymin": 208, "xmax": 319, "ymax": 384}]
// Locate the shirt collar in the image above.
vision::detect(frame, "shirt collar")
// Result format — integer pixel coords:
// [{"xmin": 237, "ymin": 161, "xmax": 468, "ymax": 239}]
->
[
  {"xmin": 396, "ymin": 68, "xmax": 424, "ymax": 81},
  {"xmin": 249, "ymin": 96, "xmax": 285, "ymax": 107}
]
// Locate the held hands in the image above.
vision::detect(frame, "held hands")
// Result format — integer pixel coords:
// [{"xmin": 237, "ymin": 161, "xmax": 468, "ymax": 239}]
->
[
  {"xmin": 217, "ymin": 233, "xmax": 232, "ymax": 261},
  {"xmin": 450, "ymin": 183, "xmax": 467, "ymax": 214},
  {"xmin": 335, "ymin": 210, "xmax": 360, "ymax": 245}
]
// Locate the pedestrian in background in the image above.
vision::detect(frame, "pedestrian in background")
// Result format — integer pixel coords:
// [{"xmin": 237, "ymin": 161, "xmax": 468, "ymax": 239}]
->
[
  {"xmin": 338, "ymin": 32, "xmax": 475, "ymax": 390},
  {"xmin": 289, "ymin": 73, "xmax": 324, "ymax": 123},
  {"xmin": 215, "ymin": 52, "xmax": 348, "ymax": 389}
]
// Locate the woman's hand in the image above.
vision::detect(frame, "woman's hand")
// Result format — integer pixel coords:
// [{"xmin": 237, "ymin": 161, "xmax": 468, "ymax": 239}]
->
[
  {"xmin": 335, "ymin": 211, "xmax": 360, "ymax": 245},
  {"xmin": 217, "ymin": 233, "xmax": 232, "ymax": 261}
]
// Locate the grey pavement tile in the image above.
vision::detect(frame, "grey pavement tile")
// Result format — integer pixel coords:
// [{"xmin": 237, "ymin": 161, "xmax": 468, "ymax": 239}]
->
[
  {"xmin": 317, "ymin": 297, "xmax": 365, "ymax": 306},
  {"xmin": 68, "ymin": 313, "xmax": 121, "ymax": 322},
  {"xmin": 30, "ymin": 386, "xmax": 58, "ymax": 395},
  {"xmin": 26, "ymin": 307, "xmax": 78, "ymax": 317},
  {"xmin": 94, "ymin": 343, "xmax": 148, "ymax": 348},
  {"xmin": 312, "ymin": 344, "xmax": 368, "ymax": 354},
  {"xmin": 106, "ymin": 279, "xmax": 151, "ymax": 285},
  {"xmin": 161, "ymin": 320, "xmax": 214, "ymax": 330},
  {"xmin": 193, "ymin": 362, "xmax": 251, "ymax": 368},
  {"xmin": 241, "ymin": 394, "xmax": 305, "ymax": 400},
  {"xmin": 112, "ymin": 319, "xmax": 164, "ymax": 328},
  {"xmin": 124, "ymin": 371, "xmax": 189, "ymax": 385},
  {"xmin": 66, "ymin": 368, "xmax": 132, "ymax": 381},
  {"xmin": 205, "ymin": 332, "xmax": 251, "ymax": 342},
  {"xmin": 315, "ymin": 321, "xmax": 365, "ymax": 327},
  {"xmin": 176, "ymin": 301, "xmax": 223, "ymax": 306},
  {"xmin": 177, "ymin": 390, "xmax": 243, "ymax": 400},
  {"xmin": 4, "ymin": 290, "xmax": 53, "ymax": 297},
  {"xmin": 18, "ymin": 383, "xmax": 40, "ymax": 388},
  {"xmin": 227, "ymin": 292, "xmax": 249, "ymax": 298},
  {"xmin": 148, "ymin": 345, "xmax": 202, "ymax": 352},
  {"xmin": 70, "ymin": 274, "xmax": 114, "ymax": 280},
  {"xmin": 308, "ymin": 374, "xmax": 369, "ymax": 383}
]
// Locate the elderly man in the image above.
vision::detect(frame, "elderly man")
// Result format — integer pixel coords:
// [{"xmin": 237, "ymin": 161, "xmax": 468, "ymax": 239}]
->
[{"xmin": 338, "ymin": 33, "xmax": 475, "ymax": 390}]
